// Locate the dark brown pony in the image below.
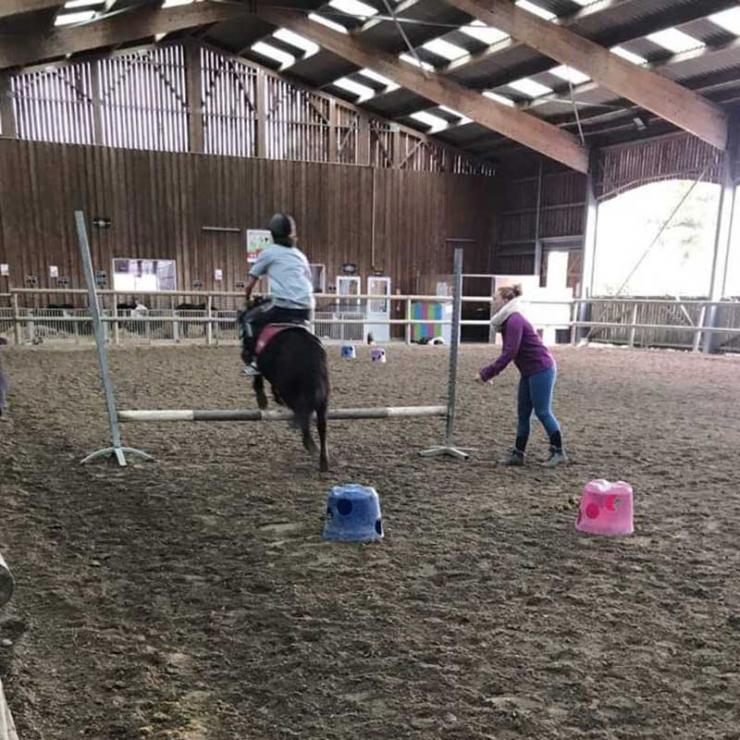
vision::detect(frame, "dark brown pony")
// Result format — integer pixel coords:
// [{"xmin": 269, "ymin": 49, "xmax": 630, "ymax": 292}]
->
[{"xmin": 238, "ymin": 307, "xmax": 330, "ymax": 472}]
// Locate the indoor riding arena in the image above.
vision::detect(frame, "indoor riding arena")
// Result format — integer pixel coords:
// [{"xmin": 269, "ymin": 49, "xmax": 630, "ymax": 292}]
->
[{"xmin": 1, "ymin": 2, "xmax": 740, "ymax": 739}]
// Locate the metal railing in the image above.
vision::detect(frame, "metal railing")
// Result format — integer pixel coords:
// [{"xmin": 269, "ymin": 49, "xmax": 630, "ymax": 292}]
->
[{"xmin": 1, "ymin": 289, "xmax": 739, "ymax": 353}]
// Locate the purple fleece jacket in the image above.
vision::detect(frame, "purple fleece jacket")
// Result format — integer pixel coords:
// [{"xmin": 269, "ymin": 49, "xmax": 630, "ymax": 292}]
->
[{"xmin": 479, "ymin": 312, "xmax": 555, "ymax": 381}]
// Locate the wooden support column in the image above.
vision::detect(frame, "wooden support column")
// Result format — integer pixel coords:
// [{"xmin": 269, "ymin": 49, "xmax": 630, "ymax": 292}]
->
[
  {"xmin": 185, "ymin": 41, "xmax": 204, "ymax": 153},
  {"xmin": 89, "ymin": 61, "xmax": 104, "ymax": 145},
  {"xmin": 392, "ymin": 125, "xmax": 402, "ymax": 169},
  {"xmin": 328, "ymin": 99, "xmax": 338, "ymax": 163},
  {"xmin": 0, "ymin": 71, "xmax": 15, "ymax": 138},
  {"xmin": 255, "ymin": 71, "xmax": 267, "ymax": 159},
  {"xmin": 357, "ymin": 110, "xmax": 370, "ymax": 166}
]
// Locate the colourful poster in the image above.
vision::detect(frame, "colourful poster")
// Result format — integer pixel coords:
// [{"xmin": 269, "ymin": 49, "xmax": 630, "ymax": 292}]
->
[{"xmin": 246, "ymin": 229, "xmax": 272, "ymax": 263}]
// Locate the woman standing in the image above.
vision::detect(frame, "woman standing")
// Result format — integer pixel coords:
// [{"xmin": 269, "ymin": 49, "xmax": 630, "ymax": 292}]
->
[{"xmin": 476, "ymin": 285, "xmax": 567, "ymax": 467}]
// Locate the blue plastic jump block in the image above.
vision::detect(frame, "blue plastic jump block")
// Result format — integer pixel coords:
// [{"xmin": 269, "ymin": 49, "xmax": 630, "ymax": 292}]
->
[{"xmin": 323, "ymin": 484, "xmax": 383, "ymax": 542}]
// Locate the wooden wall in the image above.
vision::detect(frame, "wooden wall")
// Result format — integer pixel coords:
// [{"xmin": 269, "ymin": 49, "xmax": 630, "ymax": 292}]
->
[
  {"xmin": 0, "ymin": 138, "xmax": 495, "ymax": 302},
  {"xmin": 492, "ymin": 159, "xmax": 587, "ymax": 277}
]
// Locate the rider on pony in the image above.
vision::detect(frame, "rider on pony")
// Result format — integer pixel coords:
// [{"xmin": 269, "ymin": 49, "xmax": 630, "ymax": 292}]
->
[{"xmin": 241, "ymin": 213, "xmax": 315, "ymax": 376}]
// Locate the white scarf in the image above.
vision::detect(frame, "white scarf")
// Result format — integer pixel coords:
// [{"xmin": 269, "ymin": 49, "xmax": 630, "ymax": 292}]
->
[{"xmin": 490, "ymin": 296, "xmax": 525, "ymax": 329}]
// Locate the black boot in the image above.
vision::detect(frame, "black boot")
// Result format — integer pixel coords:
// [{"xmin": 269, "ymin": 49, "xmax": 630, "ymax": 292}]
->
[
  {"xmin": 501, "ymin": 435, "xmax": 528, "ymax": 466},
  {"xmin": 544, "ymin": 430, "xmax": 567, "ymax": 467}
]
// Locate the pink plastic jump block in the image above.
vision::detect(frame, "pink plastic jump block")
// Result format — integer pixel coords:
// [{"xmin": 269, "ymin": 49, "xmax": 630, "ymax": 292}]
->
[{"xmin": 575, "ymin": 479, "xmax": 634, "ymax": 536}]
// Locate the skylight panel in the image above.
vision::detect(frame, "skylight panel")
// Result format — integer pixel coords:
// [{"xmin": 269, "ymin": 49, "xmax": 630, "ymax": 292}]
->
[
  {"xmin": 460, "ymin": 20, "xmax": 508, "ymax": 45},
  {"xmin": 55, "ymin": 10, "xmax": 96, "ymax": 25},
  {"xmin": 422, "ymin": 38, "xmax": 469, "ymax": 62},
  {"xmin": 570, "ymin": 0, "xmax": 595, "ymax": 5},
  {"xmin": 328, "ymin": 0, "xmax": 378, "ymax": 18},
  {"xmin": 482, "ymin": 91, "xmax": 515, "ymax": 107},
  {"xmin": 647, "ymin": 28, "xmax": 705, "ymax": 54},
  {"xmin": 550, "ymin": 65, "xmax": 590, "ymax": 84},
  {"xmin": 162, "ymin": 0, "xmax": 194, "ymax": 7},
  {"xmin": 399, "ymin": 53, "xmax": 434, "ymax": 72},
  {"xmin": 360, "ymin": 69, "xmax": 399, "ymax": 92},
  {"xmin": 515, "ymin": 0, "xmax": 556, "ymax": 21},
  {"xmin": 507, "ymin": 77, "xmax": 553, "ymax": 97},
  {"xmin": 410, "ymin": 111, "xmax": 447, "ymax": 132},
  {"xmin": 308, "ymin": 13, "xmax": 349, "ymax": 34},
  {"xmin": 709, "ymin": 8, "xmax": 740, "ymax": 36},
  {"xmin": 333, "ymin": 77, "xmax": 375, "ymax": 101},
  {"xmin": 439, "ymin": 106, "xmax": 472, "ymax": 125},
  {"xmin": 611, "ymin": 46, "xmax": 647, "ymax": 65},
  {"xmin": 273, "ymin": 29, "xmax": 319, "ymax": 57},
  {"xmin": 251, "ymin": 41, "xmax": 295, "ymax": 70},
  {"xmin": 64, "ymin": 0, "xmax": 104, "ymax": 8}
]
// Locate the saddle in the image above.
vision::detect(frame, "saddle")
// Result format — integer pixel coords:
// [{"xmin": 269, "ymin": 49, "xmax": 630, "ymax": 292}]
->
[{"xmin": 254, "ymin": 322, "xmax": 316, "ymax": 356}]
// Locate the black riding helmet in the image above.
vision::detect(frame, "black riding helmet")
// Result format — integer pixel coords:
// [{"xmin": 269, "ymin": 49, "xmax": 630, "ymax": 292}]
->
[{"xmin": 268, "ymin": 213, "xmax": 297, "ymax": 247}]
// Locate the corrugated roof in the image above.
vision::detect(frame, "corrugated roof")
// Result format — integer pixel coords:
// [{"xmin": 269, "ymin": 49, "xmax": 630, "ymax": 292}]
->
[{"xmin": 6, "ymin": 0, "xmax": 740, "ymax": 162}]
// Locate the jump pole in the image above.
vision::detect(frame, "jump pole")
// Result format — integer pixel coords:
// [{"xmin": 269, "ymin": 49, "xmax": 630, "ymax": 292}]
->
[
  {"xmin": 419, "ymin": 248, "xmax": 470, "ymax": 460},
  {"xmin": 75, "ymin": 211, "xmax": 153, "ymax": 467},
  {"xmin": 118, "ymin": 406, "xmax": 447, "ymax": 422}
]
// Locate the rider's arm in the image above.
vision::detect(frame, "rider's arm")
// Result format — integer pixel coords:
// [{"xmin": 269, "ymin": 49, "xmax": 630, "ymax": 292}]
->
[
  {"xmin": 247, "ymin": 249, "xmax": 272, "ymax": 302},
  {"xmin": 244, "ymin": 275, "xmax": 258, "ymax": 301}
]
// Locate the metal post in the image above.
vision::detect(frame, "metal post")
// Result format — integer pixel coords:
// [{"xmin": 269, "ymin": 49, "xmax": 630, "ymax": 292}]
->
[
  {"xmin": 419, "ymin": 248, "xmax": 470, "ymax": 460},
  {"xmin": 11, "ymin": 293, "xmax": 19, "ymax": 346},
  {"xmin": 75, "ymin": 211, "xmax": 152, "ymax": 467},
  {"xmin": 405, "ymin": 298, "xmax": 412, "ymax": 344},
  {"xmin": 172, "ymin": 295, "xmax": 179, "ymax": 343},
  {"xmin": 703, "ymin": 147, "xmax": 736, "ymax": 354},
  {"xmin": 577, "ymin": 168, "xmax": 599, "ymax": 342},
  {"xmin": 112, "ymin": 294, "xmax": 120, "ymax": 345},
  {"xmin": 445, "ymin": 248, "xmax": 463, "ymax": 443},
  {"xmin": 206, "ymin": 294, "xmax": 213, "ymax": 346},
  {"xmin": 570, "ymin": 298, "xmax": 579, "ymax": 345},
  {"xmin": 144, "ymin": 303, "xmax": 151, "ymax": 343},
  {"xmin": 692, "ymin": 305, "xmax": 707, "ymax": 352},
  {"xmin": 628, "ymin": 303, "xmax": 639, "ymax": 348}
]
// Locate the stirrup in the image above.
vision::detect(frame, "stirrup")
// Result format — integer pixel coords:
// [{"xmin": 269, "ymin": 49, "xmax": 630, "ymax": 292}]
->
[{"xmin": 242, "ymin": 363, "xmax": 261, "ymax": 377}]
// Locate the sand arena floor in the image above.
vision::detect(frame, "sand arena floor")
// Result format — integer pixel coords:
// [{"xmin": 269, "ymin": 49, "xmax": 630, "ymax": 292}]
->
[{"xmin": 0, "ymin": 343, "xmax": 739, "ymax": 739}]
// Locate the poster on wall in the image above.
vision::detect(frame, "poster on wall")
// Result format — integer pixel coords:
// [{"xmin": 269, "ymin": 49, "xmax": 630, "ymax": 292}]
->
[
  {"xmin": 0, "ymin": 264, "xmax": 8, "ymax": 277},
  {"xmin": 246, "ymin": 229, "xmax": 272, "ymax": 263},
  {"xmin": 49, "ymin": 265, "xmax": 59, "ymax": 279},
  {"xmin": 214, "ymin": 269, "xmax": 223, "ymax": 282}
]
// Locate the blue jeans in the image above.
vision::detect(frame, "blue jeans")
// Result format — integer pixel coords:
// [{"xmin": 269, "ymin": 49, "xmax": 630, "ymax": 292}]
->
[{"xmin": 517, "ymin": 366, "xmax": 560, "ymax": 439}]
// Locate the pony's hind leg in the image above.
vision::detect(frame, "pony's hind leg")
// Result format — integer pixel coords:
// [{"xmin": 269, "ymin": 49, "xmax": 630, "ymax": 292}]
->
[
  {"xmin": 253, "ymin": 375, "xmax": 268, "ymax": 410},
  {"xmin": 299, "ymin": 413, "xmax": 318, "ymax": 454},
  {"xmin": 317, "ymin": 403, "xmax": 329, "ymax": 472}
]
